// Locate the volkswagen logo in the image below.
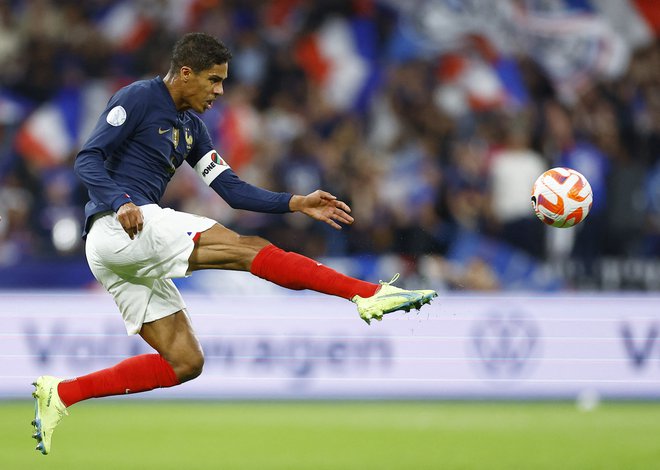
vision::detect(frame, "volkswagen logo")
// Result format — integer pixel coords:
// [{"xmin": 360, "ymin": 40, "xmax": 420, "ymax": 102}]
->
[{"xmin": 471, "ymin": 310, "xmax": 540, "ymax": 381}]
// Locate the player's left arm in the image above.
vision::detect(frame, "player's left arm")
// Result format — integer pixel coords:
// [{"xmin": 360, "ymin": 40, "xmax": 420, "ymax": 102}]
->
[
  {"xmin": 186, "ymin": 125, "xmax": 352, "ymax": 229},
  {"xmin": 189, "ymin": 150, "xmax": 353, "ymax": 229}
]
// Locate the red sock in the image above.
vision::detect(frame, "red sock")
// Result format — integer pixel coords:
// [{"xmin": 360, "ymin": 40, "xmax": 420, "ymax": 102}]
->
[
  {"xmin": 250, "ymin": 244, "xmax": 378, "ymax": 300},
  {"xmin": 57, "ymin": 354, "xmax": 179, "ymax": 407}
]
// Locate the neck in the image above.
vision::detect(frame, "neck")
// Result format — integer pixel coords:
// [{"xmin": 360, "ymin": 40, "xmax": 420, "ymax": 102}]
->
[{"xmin": 163, "ymin": 72, "xmax": 185, "ymax": 111}]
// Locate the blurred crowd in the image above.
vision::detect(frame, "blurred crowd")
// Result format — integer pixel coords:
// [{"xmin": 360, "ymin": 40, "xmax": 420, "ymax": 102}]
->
[{"xmin": 0, "ymin": 0, "xmax": 659, "ymax": 290}]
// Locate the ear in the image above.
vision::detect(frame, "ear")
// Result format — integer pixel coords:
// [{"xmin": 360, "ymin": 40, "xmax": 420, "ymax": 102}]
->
[{"xmin": 180, "ymin": 66, "xmax": 193, "ymax": 83}]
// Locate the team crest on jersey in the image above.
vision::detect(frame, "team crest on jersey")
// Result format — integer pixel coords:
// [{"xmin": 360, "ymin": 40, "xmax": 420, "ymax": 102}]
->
[{"xmin": 184, "ymin": 128, "xmax": 193, "ymax": 151}]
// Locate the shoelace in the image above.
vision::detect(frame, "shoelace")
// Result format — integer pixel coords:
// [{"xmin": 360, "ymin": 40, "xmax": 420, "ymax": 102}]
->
[{"xmin": 380, "ymin": 273, "xmax": 400, "ymax": 286}]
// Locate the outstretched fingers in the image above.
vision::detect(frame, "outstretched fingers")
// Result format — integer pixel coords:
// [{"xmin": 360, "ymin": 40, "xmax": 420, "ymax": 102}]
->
[
  {"xmin": 321, "ymin": 206, "xmax": 353, "ymax": 230},
  {"xmin": 296, "ymin": 190, "xmax": 355, "ymax": 229},
  {"xmin": 321, "ymin": 193, "xmax": 353, "ymax": 229},
  {"xmin": 330, "ymin": 203, "xmax": 354, "ymax": 226}
]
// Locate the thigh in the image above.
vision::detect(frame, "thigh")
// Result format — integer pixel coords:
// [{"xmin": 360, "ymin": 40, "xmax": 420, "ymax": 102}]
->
[{"xmin": 188, "ymin": 223, "xmax": 270, "ymax": 272}]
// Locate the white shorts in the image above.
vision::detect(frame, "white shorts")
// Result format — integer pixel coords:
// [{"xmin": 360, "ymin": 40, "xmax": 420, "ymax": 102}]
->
[{"xmin": 85, "ymin": 204, "xmax": 216, "ymax": 335}]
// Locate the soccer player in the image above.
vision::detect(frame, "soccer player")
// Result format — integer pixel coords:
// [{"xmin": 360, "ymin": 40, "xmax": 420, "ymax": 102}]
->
[{"xmin": 31, "ymin": 33, "xmax": 436, "ymax": 455}]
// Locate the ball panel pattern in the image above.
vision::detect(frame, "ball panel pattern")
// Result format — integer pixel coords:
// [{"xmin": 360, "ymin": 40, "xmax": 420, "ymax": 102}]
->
[{"xmin": 531, "ymin": 167, "xmax": 593, "ymax": 228}]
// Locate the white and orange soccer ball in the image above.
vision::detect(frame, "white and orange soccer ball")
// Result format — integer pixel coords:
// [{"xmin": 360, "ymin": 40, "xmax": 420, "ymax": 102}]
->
[{"xmin": 531, "ymin": 167, "xmax": 593, "ymax": 228}]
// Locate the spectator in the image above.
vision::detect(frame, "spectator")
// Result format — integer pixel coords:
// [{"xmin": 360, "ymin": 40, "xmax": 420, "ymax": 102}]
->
[{"xmin": 487, "ymin": 119, "xmax": 547, "ymax": 258}]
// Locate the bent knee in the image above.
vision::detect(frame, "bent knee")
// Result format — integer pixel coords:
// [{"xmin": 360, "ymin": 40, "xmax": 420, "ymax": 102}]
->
[{"xmin": 175, "ymin": 352, "xmax": 205, "ymax": 383}]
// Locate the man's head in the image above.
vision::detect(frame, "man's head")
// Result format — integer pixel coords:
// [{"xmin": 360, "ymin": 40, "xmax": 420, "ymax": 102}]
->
[
  {"xmin": 169, "ymin": 32, "xmax": 232, "ymax": 74},
  {"xmin": 165, "ymin": 33, "xmax": 233, "ymax": 113}
]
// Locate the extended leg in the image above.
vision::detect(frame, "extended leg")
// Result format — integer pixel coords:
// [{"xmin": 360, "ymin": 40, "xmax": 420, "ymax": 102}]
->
[
  {"xmin": 188, "ymin": 224, "xmax": 379, "ymax": 299},
  {"xmin": 187, "ymin": 224, "xmax": 437, "ymax": 323}
]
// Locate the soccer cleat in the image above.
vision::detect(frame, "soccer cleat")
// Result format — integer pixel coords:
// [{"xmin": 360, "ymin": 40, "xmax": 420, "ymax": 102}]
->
[
  {"xmin": 352, "ymin": 273, "xmax": 437, "ymax": 324},
  {"xmin": 31, "ymin": 376, "xmax": 68, "ymax": 455}
]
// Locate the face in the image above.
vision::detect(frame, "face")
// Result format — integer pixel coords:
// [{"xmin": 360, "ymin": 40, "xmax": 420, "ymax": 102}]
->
[{"xmin": 181, "ymin": 62, "xmax": 228, "ymax": 113}]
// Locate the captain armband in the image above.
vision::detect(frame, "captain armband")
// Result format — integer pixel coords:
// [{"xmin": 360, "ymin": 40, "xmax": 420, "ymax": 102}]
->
[{"xmin": 193, "ymin": 150, "xmax": 231, "ymax": 185}]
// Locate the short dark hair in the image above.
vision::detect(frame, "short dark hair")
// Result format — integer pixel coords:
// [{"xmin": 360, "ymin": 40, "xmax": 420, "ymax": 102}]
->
[{"xmin": 169, "ymin": 32, "xmax": 232, "ymax": 73}]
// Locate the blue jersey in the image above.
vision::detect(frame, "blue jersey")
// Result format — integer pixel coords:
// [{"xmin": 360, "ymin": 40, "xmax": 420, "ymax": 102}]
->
[{"xmin": 75, "ymin": 76, "xmax": 291, "ymax": 235}]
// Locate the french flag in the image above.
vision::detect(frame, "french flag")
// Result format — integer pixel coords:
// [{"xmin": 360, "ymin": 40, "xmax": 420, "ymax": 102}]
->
[
  {"xmin": 15, "ymin": 82, "xmax": 115, "ymax": 168},
  {"xmin": 435, "ymin": 37, "xmax": 528, "ymax": 116},
  {"xmin": 632, "ymin": 0, "xmax": 660, "ymax": 36},
  {"xmin": 97, "ymin": 0, "xmax": 155, "ymax": 52},
  {"xmin": 565, "ymin": 0, "xmax": 658, "ymax": 45},
  {"xmin": 294, "ymin": 15, "xmax": 380, "ymax": 112}
]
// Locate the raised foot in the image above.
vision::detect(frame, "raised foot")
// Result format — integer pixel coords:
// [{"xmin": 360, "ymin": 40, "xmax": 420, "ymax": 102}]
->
[{"xmin": 353, "ymin": 274, "xmax": 438, "ymax": 325}]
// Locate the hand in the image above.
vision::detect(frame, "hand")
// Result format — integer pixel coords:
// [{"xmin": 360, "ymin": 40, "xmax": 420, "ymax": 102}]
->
[
  {"xmin": 116, "ymin": 202, "xmax": 144, "ymax": 239},
  {"xmin": 289, "ymin": 190, "xmax": 354, "ymax": 230}
]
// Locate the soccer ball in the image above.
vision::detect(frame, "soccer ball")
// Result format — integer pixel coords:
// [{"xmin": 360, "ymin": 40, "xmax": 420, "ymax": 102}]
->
[{"xmin": 531, "ymin": 167, "xmax": 593, "ymax": 228}]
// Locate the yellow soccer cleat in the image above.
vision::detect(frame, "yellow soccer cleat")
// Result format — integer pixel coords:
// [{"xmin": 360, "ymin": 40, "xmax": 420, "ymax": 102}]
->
[
  {"xmin": 352, "ymin": 273, "xmax": 437, "ymax": 324},
  {"xmin": 31, "ymin": 376, "xmax": 68, "ymax": 455}
]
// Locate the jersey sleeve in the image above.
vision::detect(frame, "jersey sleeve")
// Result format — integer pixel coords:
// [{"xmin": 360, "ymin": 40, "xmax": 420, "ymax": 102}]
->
[
  {"xmin": 74, "ymin": 86, "xmax": 147, "ymax": 211},
  {"xmin": 187, "ymin": 119, "xmax": 292, "ymax": 214},
  {"xmin": 185, "ymin": 119, "xmax": 291, "ymax": 213},
  {"xmin": 210, "ymin": 169, "xmax": 293, "ymax": 213}
]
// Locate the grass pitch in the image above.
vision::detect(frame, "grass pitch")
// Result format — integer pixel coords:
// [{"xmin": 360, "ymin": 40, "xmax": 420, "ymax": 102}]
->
[{"xmin": 2, "ymin": 400, "xmax": 659, "ymax": 469}]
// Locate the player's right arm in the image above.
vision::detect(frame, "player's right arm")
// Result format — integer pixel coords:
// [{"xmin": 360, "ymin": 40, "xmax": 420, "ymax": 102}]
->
[
  {"xmin": 74, "ymin": 87, "xmax": 147, "ymax": 238},
  {"xmin": 74, "ymin": 87, "xmax": 146, "ymax": 211}
]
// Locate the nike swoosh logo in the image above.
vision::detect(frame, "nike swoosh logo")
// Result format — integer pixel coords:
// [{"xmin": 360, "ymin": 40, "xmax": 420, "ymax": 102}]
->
[
  {"xmin": 376, "ymin": 293, "xmax": 422, "ymax": 301},
  {"xmin": 158, "ymin": 127, "xmax": 170, "ymax": 134}
]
